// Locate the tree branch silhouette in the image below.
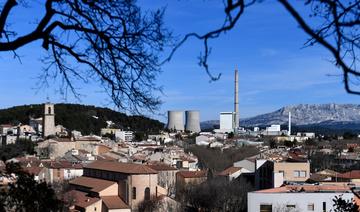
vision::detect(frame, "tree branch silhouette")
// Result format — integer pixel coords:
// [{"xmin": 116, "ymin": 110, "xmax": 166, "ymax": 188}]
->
[{"xmin": 0, "ymin": 0, "xmax": 172, "ymax": 113}]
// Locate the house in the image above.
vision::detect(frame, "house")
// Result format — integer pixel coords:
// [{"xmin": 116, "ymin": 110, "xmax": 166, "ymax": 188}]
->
[
  {"xmin": 36, "ymin": 138, "xmax": 76, "ymax": 159},
  {"xmin": 176, "ymin": 170, "xmax": 207, "ymax": 197},
  {"xmin": 248, "ymin": 184, "xmax": 357, "ymax": 212},
  {"xmin": 217, "ymin": 166, "xmax": 251, "ymax": 181},
  {"xmin": 334, "ymin": 170, "xmax": 360, "ymax": 182},
  {"xmin": 233, "ymin": 158, "xmax": 256, "ymax": 172},
  {"xmin": 147, "ymin": 163, "xmax": 178, "ymax": 196},
  {"xmin": 255, "ymin": 159, "xmax": 310, "ymax": 189},
  {"xmin": 33, "ymin": 160, "xmax": 84, "ymax": 183},
  {"xmin": 81, "ymin": 161, "xmax": 158, "ymax": 210}
]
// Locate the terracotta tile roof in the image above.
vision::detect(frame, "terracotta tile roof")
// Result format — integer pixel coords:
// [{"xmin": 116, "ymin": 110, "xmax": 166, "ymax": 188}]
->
[
  {"xmin": 255, "ymin": 185, "xmax": 351, "ymax": 193},
  {"xmin": 101, "ymin": 196, "xmax": 129, "ymax": 209},
  {"xmin": 96, "ymin": 154, "xmax": 117, "ymax": 161},
  {"xmin": 315, "ymin": 169, "xmax": 339, "ymax": 177},
  {"xmin": 177, "ymin": 170, "xmax": 207, "ymax": 179},
  {"xmin": 85, "ymin": 161, "xmax": 157, "ymax": 174},
  {"xmin": 23, "ymin": 167, "xmax": 44, "ymax": 175},
  {"xmin": 69, "ymin": 176, "xmax": 116, "ymax": 193},
  {"xmin": 146, "ymin": 163, "xmax": 178, "ymax": 171},
  {"xmin": 64, "ymin": 190, "xmax": 101, "ymax": 209},
  {"xmin": 53, "ymin": 138, "xmax": 73, "ymax": 142},
  {"xmin": 44, "ymin": 161, "xmax": 83, "ymax": 169},
  {"xmin": 337, "ymin": 170, "xmax": 360, "ymax": 179},
  {"xmin": 308, "ymin": 173, "xmax": 332, "ymax": 182},
  {"xmin": 76, "ymin": 136, "xmax": 101, "ymax": 142},
  {"xmin": 218, "ymin": 167, "xmax": 241, "ymax": 176}
]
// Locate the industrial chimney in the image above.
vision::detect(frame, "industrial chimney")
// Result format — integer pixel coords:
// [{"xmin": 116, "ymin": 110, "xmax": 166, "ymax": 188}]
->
[
  {"xmin": 288, "ymin": 111, "xmax": 291, "ymax": 136},
  {"xmin": 234, "ymin": 68, "xmax": 239, "ymax": 129}
]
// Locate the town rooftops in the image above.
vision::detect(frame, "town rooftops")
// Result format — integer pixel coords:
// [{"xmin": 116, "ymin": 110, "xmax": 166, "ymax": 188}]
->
[
  {"xmin": 177, "ymin": 170, "xmax": 207, "ymax": 178},
  {"xmin": 146, "ymin": 163, "xmax": 178, "ymax": 171},
  {"xmin": 218, "ymin": 167, "xmax": 241, "ymax": 176},
  {"xmin": 70, "ymin": 176, "xmax": 116, "ymax": 193},
  {"xmin": 101, "ymin": 196, "xmax": 129, "ymax": 209},
  {"xmin": 254, "ymin": 185, "xmax": 351, "ymax": 193},
  {"xmin": 85, "ymin": 161, "xmax": 157, "ymax": 174}
]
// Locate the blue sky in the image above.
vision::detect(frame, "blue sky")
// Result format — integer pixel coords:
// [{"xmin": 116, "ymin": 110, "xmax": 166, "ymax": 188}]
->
[{"xmin": 0, "ymin": 1, "xmax": 358, "ymax": 122}]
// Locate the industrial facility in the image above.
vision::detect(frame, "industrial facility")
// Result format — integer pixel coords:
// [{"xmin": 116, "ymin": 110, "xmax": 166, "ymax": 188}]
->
[
  {"xmin": 216, "ymin": 68, "xmax": 240, "ymax": 133},
  {"xmin": 167, "ymin": 110, "xmax": 201, "ymax": 133},
  {"xmin": 167, "ymin": 110, "xmax": 184, "ymax": 131},
  {"xmin": 185, "ymin": 110, "xmax": 201, "ymax": 133}
]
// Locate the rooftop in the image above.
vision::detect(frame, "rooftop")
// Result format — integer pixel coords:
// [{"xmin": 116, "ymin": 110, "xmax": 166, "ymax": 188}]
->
[
  {"xmin": 146, "ymin": 163, "xmax": 178, "ymax": 171},
  {"xmin": 70, "ymin": 176, "xmax": 116, "ymax": 193},
  {"xmin": 218, "ymin": 167, "xmax": 242, "ymax": 176},
  {"xmin": 85, "ymin": 161, "xmax": 157, "ymax": 174},
  {"xmin": 254, "ymin": 185, "xmax": 351, "ymax": 194},
  {"xmin": 177, "ymin": 170, "xmax": 207, "ymax": 178},
  {"xmin": 101, "ymin": 196, "xmax": 129, "ymax": 209},
  {"xmin": 64, "ymin": 190, "xmax": 101, "ymax": 209},
  {"xmin": 337, "ymin": 170, "xmax": 360, "ymax": 179}
]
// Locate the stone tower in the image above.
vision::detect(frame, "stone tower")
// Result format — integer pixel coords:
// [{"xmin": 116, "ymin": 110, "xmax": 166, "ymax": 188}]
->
[{"xmin": 43, "ymin": 103, "xmax": 56, "ymax": 137}]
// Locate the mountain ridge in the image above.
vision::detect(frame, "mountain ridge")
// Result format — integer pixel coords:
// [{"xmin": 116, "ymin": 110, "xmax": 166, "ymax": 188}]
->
[
  {"xmin": 201, "ymin": 103, "xmax": 360, "ymax": 129},
  {"xmin": 0, "ymin": 103, "xmax": 164, "ymax": 135}
]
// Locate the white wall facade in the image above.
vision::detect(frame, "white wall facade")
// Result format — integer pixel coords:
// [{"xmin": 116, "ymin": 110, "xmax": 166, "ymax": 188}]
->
[
  {"xmin": 220, "ymin": 112, "xmax": 234, "ymax": 132},
  {"xmin": 248, "ymin": 191, "xmax": 354, "ymax": 212}
]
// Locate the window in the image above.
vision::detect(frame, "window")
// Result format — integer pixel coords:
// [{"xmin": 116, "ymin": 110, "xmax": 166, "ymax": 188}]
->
[
  {"xmin": 132, "ymin": 187, "xmax": 136, "ymax": 199},
  {"xmin": 307, "ymin": 203, "xmax": 315, "ymax": 211},
  {"xmin": 48, "ymin": 107, "xmax": 51, "ymax": 114},
  {"xmin": 293, "ymin": 170, "xmax": 300, "ymax": 177},
  {"xmin": 286, "ymin": 205, "xmax": 296, "ymax": 208},
  {"xmin": 300, "ymin": 171, "xmax": 306, "ymax": 177},
  {"xmin": 323, "ymin": 202, "xmax": 326, "ymax": 212},
  {"xmin": 145, "ymin": 187, "xmax": 150, "ymax": 200},
  {"xmin": 260, "ymin": 204, "xmax": 272, "ymax": 212}
]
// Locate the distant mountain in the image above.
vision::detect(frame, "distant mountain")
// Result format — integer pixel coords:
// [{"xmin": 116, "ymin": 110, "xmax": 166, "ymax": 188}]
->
[
  {"xmin": 241, "ymin": 104, "xmax": 360, "ymax": 126},
  {"xmin": 0, "ymin": 104, "xmax": 164, "ymax": 135},
  {"xmin": 201, "ymin": 104, "xmax": 360, "ymax": 133}
]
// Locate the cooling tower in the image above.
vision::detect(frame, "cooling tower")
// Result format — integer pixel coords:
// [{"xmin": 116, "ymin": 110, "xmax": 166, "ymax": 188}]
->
[
  {"xmin": 185, "ymin": 110, "xmax": 201, "ymax": 133},
  {"xmin": 167, "ymin": 111, "xmax": 184, "ymax": 131}
]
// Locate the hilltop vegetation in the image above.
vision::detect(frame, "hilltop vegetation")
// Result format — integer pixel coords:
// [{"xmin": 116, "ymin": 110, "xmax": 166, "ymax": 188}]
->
[{"xmin": 0, "ymin": 104, "xmax": 164, "ymax": 135}]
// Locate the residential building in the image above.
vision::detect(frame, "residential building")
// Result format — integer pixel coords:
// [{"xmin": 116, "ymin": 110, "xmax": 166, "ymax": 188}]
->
[
  {"xmin": 147, "ymin": 163, "xmax": 178, "ymax": 196},
  {"xmin": 115, "ymin": 131, "xmax": 134, "ymax": 142},
  {"xmin": 218, "ymin": 166, "xmax": 251, "ymax": 181},
  {"xmin": 255, "ymin": 159, "xmax": 310, "ymax": 189},
  {"xmin": 82, "ymin": 161, "xmax": 158, "ymax": 210},
  {"xmin": 176, "ymin": 170, "xmax": 207, "ymax": 196},
  {"xmin": 248, "ymin": 184, "xmax": 356, "ymax": 212}
]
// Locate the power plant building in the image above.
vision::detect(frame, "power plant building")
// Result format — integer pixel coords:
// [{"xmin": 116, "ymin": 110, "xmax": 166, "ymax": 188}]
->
[
  {"xmin": 167, "ymin": 111, "xmax": 184, "ymax": 132},
  {"xmin": 219, "ymin": 112, "xmax": 235, "ymax": 133},
  {"xmin": 185, "ymin": 110, "xmax": 201, "ymax": 133},
  {"xmin": 167, "ymin": 110, "xmax": 201, "ymax": 133}
]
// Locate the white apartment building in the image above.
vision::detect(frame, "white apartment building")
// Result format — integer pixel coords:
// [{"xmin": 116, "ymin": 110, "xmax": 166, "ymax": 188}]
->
[
  {"xmin": 116, "ymin": 130, "xmax": 133, "ymax": 142},
  {"xmin": 248, "ymin": 184, "xmax": 356, "ymax": 212}
]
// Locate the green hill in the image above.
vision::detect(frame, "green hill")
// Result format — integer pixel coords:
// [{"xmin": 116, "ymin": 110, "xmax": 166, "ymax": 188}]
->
[{"xmin": 0, "ymin": 104, "xmax": 164, "ymax": 135}]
